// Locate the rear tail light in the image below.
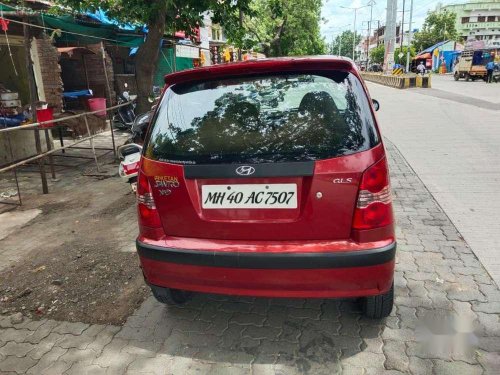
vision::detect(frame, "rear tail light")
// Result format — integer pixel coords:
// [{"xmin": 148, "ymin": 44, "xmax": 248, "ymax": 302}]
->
[
  {"xmin": 137, "ymin": 171, "xmax": 162, "ymax": 229},
  {"xmin": 353, "ymin": 157, "xmax": 393, "ymax": 230}
]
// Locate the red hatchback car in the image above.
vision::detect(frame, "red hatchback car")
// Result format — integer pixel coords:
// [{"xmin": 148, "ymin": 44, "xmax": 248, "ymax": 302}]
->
[{"xmin": 136, "ymin": 57, "xmax": 396, "ymax": 318}]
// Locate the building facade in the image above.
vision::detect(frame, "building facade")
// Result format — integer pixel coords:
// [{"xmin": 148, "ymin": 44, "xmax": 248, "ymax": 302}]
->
[{"xmin": 441, "ymin": 0, "xmax": 500, "ymax": 48}]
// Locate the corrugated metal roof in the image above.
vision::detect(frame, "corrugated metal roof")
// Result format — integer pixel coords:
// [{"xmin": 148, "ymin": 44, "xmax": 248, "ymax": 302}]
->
[{"xmin": 418, "ymin": 40, "xmax": 450, "ymax": 56}]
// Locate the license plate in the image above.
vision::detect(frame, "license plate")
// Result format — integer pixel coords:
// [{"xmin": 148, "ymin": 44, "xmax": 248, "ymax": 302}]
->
[{"xmin": 202, "ymin": 184, "xmax": 297, "ymax": 209}]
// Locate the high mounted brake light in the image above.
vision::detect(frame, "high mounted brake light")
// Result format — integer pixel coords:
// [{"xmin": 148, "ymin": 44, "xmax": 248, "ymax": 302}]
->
[{"xmin": 353, "ymin": 157, "xmax": 394, "ymax": 230}]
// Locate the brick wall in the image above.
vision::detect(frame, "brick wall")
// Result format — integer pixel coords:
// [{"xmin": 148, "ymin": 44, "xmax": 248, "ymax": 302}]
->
[{"xmin": 34, "ymin": 36, "xmax": 63, "ymax": 113}]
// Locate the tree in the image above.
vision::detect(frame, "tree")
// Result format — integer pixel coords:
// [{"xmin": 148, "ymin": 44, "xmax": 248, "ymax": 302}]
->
[
  {"xmin": 394, "ymin": 46, "xmax": 416, "ymax": 68},
  {"xmin": 328, "ymin": 31, "xmax": 361, "ymax": 60},
  {"xmin": 225, "ymin": 0, "xmax": 326, "ymax": 57},
  {"xmin": 370, "ymin": 44, "xmax": 384, "ymax": 64},
  {"xmin": 54, "ymin": 0, "xmax": 250, "ymax": 112},
  {"xmin": 412, "ymin": 10, "xmax": 458, "ymax": 52}
]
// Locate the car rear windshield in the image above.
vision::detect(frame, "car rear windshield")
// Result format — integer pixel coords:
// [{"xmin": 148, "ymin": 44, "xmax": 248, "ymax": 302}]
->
[{"xmin": 145, "ymin": 72, "xmax": 379, "ymax": 164}]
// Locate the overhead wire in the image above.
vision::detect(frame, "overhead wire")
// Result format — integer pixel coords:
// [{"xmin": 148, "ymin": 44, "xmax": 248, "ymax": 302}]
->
[
  {"xmin": 0, "ymin": 3, "xmax": 212, "ymax": 51},
  {"xmin": 0, "ymin": 4, "xmax": 18, "ymax": 75},
  {"xmin": 0, "ymin": 16, "xmax": 142, "ymax": 46}
]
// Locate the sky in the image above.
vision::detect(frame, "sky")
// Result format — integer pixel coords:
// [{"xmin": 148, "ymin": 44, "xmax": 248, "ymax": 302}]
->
[{"xmin": 321, "ymin": 0, "xmax": 464, "ymax": 42}]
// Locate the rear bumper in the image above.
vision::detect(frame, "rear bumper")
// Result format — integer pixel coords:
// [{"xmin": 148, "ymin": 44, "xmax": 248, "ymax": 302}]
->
[{"xmin": 137, "ymin": 240, "xmax": 396, "ymax": 298}]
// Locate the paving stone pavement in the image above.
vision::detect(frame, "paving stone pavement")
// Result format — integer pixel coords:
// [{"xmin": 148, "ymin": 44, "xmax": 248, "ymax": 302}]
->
[{"xmin": 1, "ymin": 140, "xmax": 499, "ymax": 374}]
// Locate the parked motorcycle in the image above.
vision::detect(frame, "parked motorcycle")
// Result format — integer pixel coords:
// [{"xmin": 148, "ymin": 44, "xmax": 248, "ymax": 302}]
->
[
  {"xmin": 113, "ymin": 83, "xmax": 137, "ymax": 130},
  {"xmin": 127, "ymin": 111, "xmax": 152, "ymax": 144}
]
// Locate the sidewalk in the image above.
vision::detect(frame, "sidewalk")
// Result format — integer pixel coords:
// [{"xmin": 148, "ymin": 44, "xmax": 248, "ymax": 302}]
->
[
  {"xmin": 0, "ymin": 141, "xmax": 498, "ymax": 374},
  {"xmin": 367, "ymin": 80, "xmax": 500, "ymax": 286}
]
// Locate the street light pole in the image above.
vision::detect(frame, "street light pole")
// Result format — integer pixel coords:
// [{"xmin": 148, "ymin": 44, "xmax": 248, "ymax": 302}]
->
[{"xmin": 341, "ymin": 4, "xmax": 370, "ymax": 62}]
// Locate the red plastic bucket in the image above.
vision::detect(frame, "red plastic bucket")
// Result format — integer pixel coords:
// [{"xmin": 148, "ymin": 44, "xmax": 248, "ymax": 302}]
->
[
  {"xmin": 36, "ymin": 108, "xmax": 54, "ymax": 128},
  {"xmin": 87, "ymin": 98, "xmax": 107, "ymax": 117}
]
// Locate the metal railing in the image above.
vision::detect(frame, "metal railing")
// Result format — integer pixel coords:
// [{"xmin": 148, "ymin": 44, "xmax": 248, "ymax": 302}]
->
[{"xmin": 0, "ymin": 101, "xmax": 133, "ymax": 205}]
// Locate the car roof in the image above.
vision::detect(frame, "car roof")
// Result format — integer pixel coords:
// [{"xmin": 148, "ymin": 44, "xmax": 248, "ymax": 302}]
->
[{"xmin": 164, "ymin": 56, "xmax": 359, "ymax": 86}]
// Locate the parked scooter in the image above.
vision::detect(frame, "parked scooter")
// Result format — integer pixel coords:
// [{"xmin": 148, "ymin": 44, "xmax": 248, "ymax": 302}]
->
[
  {"xmin": 118, "ymin": 143, "xmax": 142, "ymax": 192},
  {"xmin": 117, "ymin": 110, "xmax": 154, "ymax": 191},
  {"xmin": 117, "ymin": 88, "xmax": 159, "ymax": 191},
  {"xmin": 113, "ymin": 83, "xmax": 137, "ymax": 130}
]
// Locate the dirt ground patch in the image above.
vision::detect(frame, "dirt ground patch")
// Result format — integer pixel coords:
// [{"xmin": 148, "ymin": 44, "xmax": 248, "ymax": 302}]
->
[{"xmin": 0, "ymin": 168, "xmax": 149, "ymax": 325}]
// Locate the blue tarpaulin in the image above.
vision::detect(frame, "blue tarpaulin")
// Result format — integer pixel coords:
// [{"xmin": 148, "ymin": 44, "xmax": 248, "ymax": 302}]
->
[{"xmin": 85, "ymin": 9, "xmax": 137, "ymax": 31}]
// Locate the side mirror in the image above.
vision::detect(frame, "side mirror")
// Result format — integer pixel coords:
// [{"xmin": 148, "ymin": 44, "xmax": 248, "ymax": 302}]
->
[{"xmin": 372, "ymin": 99, "xmax": 380, "ymax": 111}]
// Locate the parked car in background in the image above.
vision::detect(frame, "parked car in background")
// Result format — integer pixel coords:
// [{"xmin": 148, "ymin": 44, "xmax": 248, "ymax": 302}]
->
[
  {"xmin": 136, "ymin": 57, "xmax": 396, "ymax": 319},
  {"xmin": 368, "ymin": 63, "xmax": 383, "ymax": 72}
]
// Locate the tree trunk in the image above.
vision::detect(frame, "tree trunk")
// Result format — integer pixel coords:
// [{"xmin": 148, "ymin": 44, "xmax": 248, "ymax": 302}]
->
[{"xmin": 135, "ymin": 4, "xmax": 167, "ymax": 113}]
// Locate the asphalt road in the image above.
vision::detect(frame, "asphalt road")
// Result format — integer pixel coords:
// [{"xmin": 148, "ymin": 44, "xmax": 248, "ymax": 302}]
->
[
  {"xmin": 430, "ymin": 74, "xmax": 500, "ymax": 105},
  {"xmin": 368, "ymin": 74, "xmax": 500, "ymax": 286}
]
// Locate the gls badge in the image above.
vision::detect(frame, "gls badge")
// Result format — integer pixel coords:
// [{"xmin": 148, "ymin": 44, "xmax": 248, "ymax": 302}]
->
[{"xmin": 333, "ymin": 178, "xmax": 353, "ymax": 184}]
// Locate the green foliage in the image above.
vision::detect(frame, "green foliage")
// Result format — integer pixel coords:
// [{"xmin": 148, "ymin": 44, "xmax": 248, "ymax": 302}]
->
[
  {"xmin": 370, "ymin": 44, "xmax": 384, "ymax": 64},
  {"xmin": 412, "ymin": 10, "xmax": 458, "ymax": 52},
  {"xmin": 225, "ymin": 0, "xmax": 326, "ymax": 57},
  {"xmin": 369, "ymin": 44, "xmax": 417, "ymax": 67},
  {"xmin": 52, "ymin": 0, "xmax": 249, "ymax": 111},
  {"xmin": 54, "ymin": 0, "xmax": 249, "ymax": 38},
  {"xmin": 328, "ymin": 31, "xmax": 362, "ymax": 60},
  {"xmin": 394, "ymin": 46, "xmax": 416, "ymax": 67}
]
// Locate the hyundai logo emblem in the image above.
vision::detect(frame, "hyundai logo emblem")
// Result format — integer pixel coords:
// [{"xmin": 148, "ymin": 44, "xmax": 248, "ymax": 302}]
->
[{"xmin": 235, "ymin": 166, "xmax": 255, "ymax": 176}]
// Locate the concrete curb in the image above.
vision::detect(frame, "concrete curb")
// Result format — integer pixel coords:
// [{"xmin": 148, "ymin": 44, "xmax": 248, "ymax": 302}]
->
[{"xmin": 361, "ymin": 72, "xmax": 432, "ymax": 89}]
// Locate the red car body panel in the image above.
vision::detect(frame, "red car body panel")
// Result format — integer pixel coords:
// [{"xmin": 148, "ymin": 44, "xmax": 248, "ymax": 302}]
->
[
  {"xmin": 140, "ymin": 257, "xmax": 394, "ymax": 298},
  {"xmin": 141, "ymin": 144, "xmax": 387, "ymax": 241},
  {"xmin": 136, "ymin": 56, "xmax": 395, "ymax": 299}
]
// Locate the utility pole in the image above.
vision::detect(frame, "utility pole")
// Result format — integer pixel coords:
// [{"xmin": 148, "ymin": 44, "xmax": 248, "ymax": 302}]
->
[
  {"xmin": 22, "ymin": 0, "xmax": 49, "ymax": 194},
  {"xmin": 367, "ymin": 1, "xmax": 376, "ymax": 65},
  {"xmin": 377, "ymin": 20, "xmax": 381, "ymax": 45},
  {"xmin": 339, "ymin": 33, "xmax": 342, "ymax": 56},
  {"xmin": 353, "ymin": 9, "xmax": 357, "ymax": 60},
  {"xmin": 400, "ymin": 0, "xmax": 406, "ymax": 50},
  {"xmin": 405, "ymin": 0, "xmax": 414, "ymax": 73},
  {"xmin": 383, "ymin": 0, "xmax": 398, "ymax": 73}
]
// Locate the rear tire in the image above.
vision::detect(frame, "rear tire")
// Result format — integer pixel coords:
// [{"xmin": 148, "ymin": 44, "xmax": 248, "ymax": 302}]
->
[
  {"xmin": 465, "ymin": 74, "xmax": 471, "ymax": 82},
  {"xmin": 454, "ymin": 73, "xmax": 459, "ymax": 81},
  {"xmin": 151, "ymin": 285, "xmax": 192, "ymax": 305},
  {"xmin": 362, "ymin": 283, "xmax": 394, "ymax": 319}
]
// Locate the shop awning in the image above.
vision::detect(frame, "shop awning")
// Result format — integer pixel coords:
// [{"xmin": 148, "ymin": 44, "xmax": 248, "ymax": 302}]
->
[
  {"xmin": 415, "ymin": 53, "xmax": 431, "ymax": 59},
  {"xmin": 41, "ymin": 14, "xmax": 144, "ymax": 47}
]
